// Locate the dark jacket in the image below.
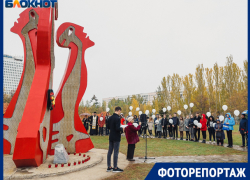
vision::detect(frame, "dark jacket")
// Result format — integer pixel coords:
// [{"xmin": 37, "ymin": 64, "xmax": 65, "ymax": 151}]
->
[
  {"xmin": 161, "ymin": 118, "xmax": 168, "ymax": 127},
  {"xmin": 188, "ymin": 118, "xmax": 194, "ymax": 127},
  {"xmin": 207, "ymin": 116, "xmax": 216, "ymax": 128},
  {"xmin": 214, "ymin": 122, "xmax": 225, "ymax": 140},
  {"xmin": 239, "ymin": 118, "xmax": 248, "ymax": 134},
  {"xmin": 105, "ymin": 116, "xmax": 110, "ymax": 128},
  {"xmin": 172, "ymin": 117, "xmax": 179, "ymax": 126},
  {"xmin": 107, "ymin": 113, "xmax": 123, "ymax": 142},
  {"xmin": 125, "ymin": 122, "xmax": 141, "ymax": 144},
  {"xmin": 193, "ymin": 115, "xmax": 201, "ymax": 128}
]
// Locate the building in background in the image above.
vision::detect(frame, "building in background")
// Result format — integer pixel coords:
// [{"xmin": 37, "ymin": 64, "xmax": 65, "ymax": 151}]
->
[
  {"xmin": 3, "ymin": 54, "xmax": 24, "ymax": 95},
  {"xmin": 103, "ymin": 92, "xmax": 157, "ymax": 108}
]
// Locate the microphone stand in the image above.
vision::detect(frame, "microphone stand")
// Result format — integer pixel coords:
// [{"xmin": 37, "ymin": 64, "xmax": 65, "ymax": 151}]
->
[{"xmin": 139, "ymin": 125, "xmax": 155, "ymax": 162}]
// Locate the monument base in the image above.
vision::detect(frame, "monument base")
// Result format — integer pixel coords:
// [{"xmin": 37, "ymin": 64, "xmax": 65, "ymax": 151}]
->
[{"xmin": 4, "ymin": 150, "xmax": 102, "ymax": 179}]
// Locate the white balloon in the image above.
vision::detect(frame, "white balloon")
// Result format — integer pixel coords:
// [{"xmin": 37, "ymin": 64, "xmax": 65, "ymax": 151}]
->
[
  {"xmin": 184, "ymin": 105, "xmax": 188, "ymax": 109},
  {"xmin": 169, "ymin": 119, "xmax": 173, "ymax": 124},
  {"xmin": 197, "ymin": 123, "xmax": 202, "ymax": 128},
  {"xmin": 213, "ymin": 123, "xmax": 216, "ymax": 128},
  {"xmin": 194, "ymin": 120, "xmax": 198, "ymax": 125},
  {"xmin": 133, "ymin": 123, "xmax": 138, "ymax": 128},
  {"xmin": 163, "ymin": 108, "xmax": 167, "ymax": 112},
  {"xmin": 206, "ymin": 112, "xmax": 211, "ymax": 117},
  {"xmin": 129, "ymin": 106, "xmax": 133, "ymax": 111},
  {"xmin": 152, "ymin": 109, "xmax": 156, "ymax": 113},
  {"xmin": 155, "ymin": 120, "xmax": 159, "ymax": 124},
  {"xmin": 234, "ymin": 110, "xmax": 240, "ymax": 116},
  {"xmin": 189, "ymin": 103, "xmax": 194, "ymax": 108},
  {"xmin": 100, "ymin": 117, "xmax": 103, "ymax": 121},
  {"xmin": 145, "ymin": 110, "xmax": 149, "ymax": 115},
  {"xmin": 129, "ymin": 112, "xmax": 132, "ymax": 116},
  {"xmin": 106, "ymin": 108, "xmax": 110, "ymax": 112},
  {"xmin": 139, "ymin": 111, "xmax": 142, "ymax": 115},
  {"xmin": 136, "ymin": 107, "xmax": 140, "ymax": 111},
  {"xmin": 152, "ymin": 115, "xmax": 156, "ymax": 119},
  {"xmin": 219, "ymin": 115, "xmax": 224, "ymax": 121},
  {"xmin": 177, "ymin": 110, "xmax": 181, "ymax": 115},
  {"xmin": 167, "ymin": 106, "xmax": 171, "ymax": 111},
  {"xmin": 222, "ymin": 105, "xmax": 228, "ymax": 111}
]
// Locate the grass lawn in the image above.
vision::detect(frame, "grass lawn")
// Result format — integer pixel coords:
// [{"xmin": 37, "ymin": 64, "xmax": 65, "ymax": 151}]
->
[
  {"xmin": 92, "ymin": 125, "xmax": 247, "ymax": 180},
  {"xmin": 91, "ymin": 135, "xmax": 247, "ymax": 157}
]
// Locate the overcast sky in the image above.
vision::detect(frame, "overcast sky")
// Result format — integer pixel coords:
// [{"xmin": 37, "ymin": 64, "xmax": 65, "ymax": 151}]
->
[{"xmin": 4, "ymin": 0, "xmax": 247, "ymax": 104}]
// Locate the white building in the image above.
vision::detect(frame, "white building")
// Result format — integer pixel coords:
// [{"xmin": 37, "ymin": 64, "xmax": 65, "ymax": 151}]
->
[
  {"xmin": 3, "ymin": 55, "xmax": 24, "ymax": 95},
  {"xmin": 102, "ymin": 92, "xmax": 157, "ymax": 108}
]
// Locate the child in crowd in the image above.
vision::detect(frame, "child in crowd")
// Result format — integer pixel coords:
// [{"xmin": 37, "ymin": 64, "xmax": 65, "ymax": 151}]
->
[
  {"xmin": 148, "ymin": 117, "xmax": 154, "ymax": 138},
  {"xmin": 156, "ymin": 115, "xmax": 163, "ymax": 138},
  {"xmin": 214, "ymin": 117, "xmax": 225, "ymax": 146},
  {"xmin": 207, "ymin": 116, "xmax": 216, "ymax": 144},
  {"xmin": 179, "ymin": 116, "xmax": 184, "ymax": 140},
  {"xmin": 184, "ymin": 115, "xmax": 190, "ymax": 141}
]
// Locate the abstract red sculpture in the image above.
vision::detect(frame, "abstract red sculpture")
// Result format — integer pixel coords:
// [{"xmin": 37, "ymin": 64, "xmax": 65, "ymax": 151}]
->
[
  {"xmin": 49, "ymin": 23, "xmax": 95, "ymax": 155},
  {"xmin": 3, "ymin": 3, "xmax": 94, "ymax": 168}
]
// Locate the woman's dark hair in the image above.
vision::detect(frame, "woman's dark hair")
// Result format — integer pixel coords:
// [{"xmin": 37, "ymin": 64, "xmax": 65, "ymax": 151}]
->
[
  {"xmin": 209, "ymin": 116, "xmax": 214, "ymax": 121},
  {"xmin": 134, "ymin": 115, "xmax": 137, "ymax": 118},
  {"xmin": 180, "ymin": 116, "xmax": 183, "ymax": 120}
]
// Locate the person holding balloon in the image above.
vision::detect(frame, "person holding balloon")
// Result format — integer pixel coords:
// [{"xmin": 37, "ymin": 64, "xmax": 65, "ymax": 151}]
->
[
  {"xmin": 200, "ymin": 114, "xmax": 207, "ymax": 143},
  {"xmin": 156, "ymin": 115, "xmax": 163, "ymax": 138},
  {"xmin": 214, "ymin": 116, "xmax": 225, "ymax": 146},
  {"xmin": 207, "ymin": 116, "xmax": 216, "ymax": 144},
  {"xmin": 98, "ymin": 113, "xmax": 106, "ymax": 136},
  {"xmin": 179, "ymin": 116, "xmax": 184, "ymax": 140},
  {"xmin": 224, "ymin": 113, "xmax": 235, "ymax": 148},
  {"xmin": 184, "ymin": 115, "xmax": 190, "ymax": 141},
  {"xmin": 147, "ymin": 117, "xmax": 154, "ymax": 138},
  {"xmin": 168, "ymin": 114, "xmax": 173, "ymax": 138},
  {"xmin": 188, "ymin": 114, "xmax": 195, "ymax": 141},
  {"xmin": 193, "ymin": 113, "xmax": 201, "ymax": 142},
  {"xmin": 125, "ymin": 116, "xmax": 141, "ymax": 161}
]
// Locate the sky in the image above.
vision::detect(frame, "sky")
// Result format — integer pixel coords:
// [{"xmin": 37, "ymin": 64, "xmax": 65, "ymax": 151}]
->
[{"xmin": 4, "ymin": 0, "xmax": 248, "ymax": 104}]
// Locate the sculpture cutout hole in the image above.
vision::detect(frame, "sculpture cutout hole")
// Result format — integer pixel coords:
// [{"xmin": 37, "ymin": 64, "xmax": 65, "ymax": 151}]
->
[
  {"xmin": 30, "ymin": 11, "xmax": 35, "ymax": 20},
  {"xmin": 66, "ymin": 134, "xmax": 74, "ymax": 142},
  {"xmin": 43, "ymin": 127, "xmax": 47, "ymax": 142},
  {"xmin": 68, "ymin": 28, "xmax": 73, "ymax": 36}
]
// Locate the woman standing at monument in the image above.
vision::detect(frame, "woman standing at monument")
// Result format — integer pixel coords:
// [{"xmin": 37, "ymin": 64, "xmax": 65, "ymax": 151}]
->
[
  {"xmin": 156, "ymin": 115, "xmax": 163, "ymax": 138},
  {"xmin": 125, "ymin": 117, "xmax": 141, "ymax": 161}
]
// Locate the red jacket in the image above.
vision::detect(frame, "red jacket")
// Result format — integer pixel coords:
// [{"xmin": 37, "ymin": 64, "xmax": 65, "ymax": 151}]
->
[
  {"xmin": 200, "ymin": 114, "xmax": 207, "ymax": 131},
  {"xmin": 125, "ymin": 122, "xmax": 141, "ymax": 144},
  {"xmin": 121, "ymin": 118, "xmax": 125, "ymax": 125},
  {"xmin": 98, "ymin": 116, "xmax": 106, "ymax": 127}
]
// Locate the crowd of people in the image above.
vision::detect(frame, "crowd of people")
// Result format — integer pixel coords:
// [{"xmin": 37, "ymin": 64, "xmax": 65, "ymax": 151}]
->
[
  {"xmin": 82, "ymin": 108, "xmax": 248, "ymax": 172},
  {"xmin": 82, "ymin": 111, "xmax": 248, "ymax": 148}
]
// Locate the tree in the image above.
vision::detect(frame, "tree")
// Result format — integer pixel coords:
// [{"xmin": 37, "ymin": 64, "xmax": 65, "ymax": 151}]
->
[
  {"xmin": 102, "ymin": 101, "xmax": 107, "ymax": 111},
  {"xmin": 213, "ymin": 62, "xmax": 219, "ymax": 115},
  {"xmin": 205, "ymin": 68, "xmax": 215, "ymax": 113},
  {"xmin": 131, "ymin": 98, "xmax": 139, "ymax": 116},
  {"xmin": 183, "ymin": 73, "xmax": 195, "ymax": 114},
  {"xmin": 193, "ymin": 64, "xmax": 208, "ymax": 114}
]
